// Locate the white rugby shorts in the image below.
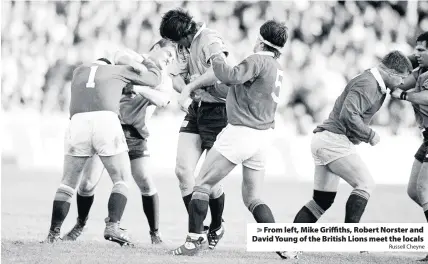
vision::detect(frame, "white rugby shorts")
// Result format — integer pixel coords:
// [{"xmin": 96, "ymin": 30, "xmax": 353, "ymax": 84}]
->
[
  {"xmin": 64, "ymin": 111, "xmax": 128, "ymax": 157},
  {"xmin": 213, "ymin": 124, "xmax": 273, "ymax": 171},
  {"xmin": 311, "ymin": 130, "xmax": 356, "ymax": 166}
]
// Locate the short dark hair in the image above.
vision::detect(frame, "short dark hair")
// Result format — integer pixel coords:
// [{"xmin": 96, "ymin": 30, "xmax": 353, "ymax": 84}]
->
[
  {"xmin": 416, "ymin": 31, "xmax": 428, "ymax": 46},
  {"xmin": 96, "ymin": 58, "xmax": 112, "ymax": 64},
  {"xmin": 160, "ymin": 9, "xmax": 197, "ymax": 41},
  {"xmin": 260, "ymin": 20, "xmax": 288, "ymax": 59},
  {"xmin": 381, "ymin": 50, "xmax": 413, "ymax": 75},
  {"xmin": 149, "ymin": 39, "xmax": 175, "ymax": 51}
]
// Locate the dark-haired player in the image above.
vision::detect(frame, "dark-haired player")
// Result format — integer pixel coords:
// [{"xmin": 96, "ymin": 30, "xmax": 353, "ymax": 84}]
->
[
  {"xmin": 285, "ymin": 50, "xmax": 413, "ymax": 257},
  {"xmin": 171, "ymin": 20, "xmax": 290, "ymax": 258},
  {"xmin": 44, "ymin": 57, "xmax": 162, "ymax": 246},
  {"xmin": 62, "ymin": 39, "xmax": 176, "ymax": 245},
  {"xmin": 390, "ymin": 31, "xmax": 428, "ymax": 262},
  {"xmin": 160, "ymin": 8, "xmax": 229, "ymax": 249}
]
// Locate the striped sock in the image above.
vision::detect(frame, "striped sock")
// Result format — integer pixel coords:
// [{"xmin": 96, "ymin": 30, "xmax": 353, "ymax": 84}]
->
[{"xmin": 345, "ymin": 189, "xmax": 370, "ymax": 223}]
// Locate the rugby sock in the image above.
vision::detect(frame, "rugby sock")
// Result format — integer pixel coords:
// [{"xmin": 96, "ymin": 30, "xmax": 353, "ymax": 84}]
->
[
  {"xmin": 188, "ymin": 188, "xmax": 210, "ymax": 234},
  {"xmin": 293, "ymin": 206, "xmax": 318, "ymax": 223},
  {"xmin": 345, "ymin": 189, "xmax": 370, "ymax": 223},
  {"xmin": 76, "ymin": 193, "xmax": 94, "ymax": 225},
  {"xmin": 209, "ymin": 192, "xmax": 225, "ymax": 230},
  {"xmin": 248, "ymin": 200, "xmax": 275, "ymax": 223},
  {"xmin": 50, "ymin": 201, "xmax": 71, "ymax": 231},
  {"xmin": 182, "ymin": 193, "xmax": 193, "ymax": 213},
  {"xmin": 294, "ymin": 190, "xmax": 336, "ymax": 223},
  {"xmin": 425, "ymin": 210, "xmax": 428, "ymax": 222},
  {"xmin": 50, "ymin": 184, "xmax": 74, "ymax": 231},
  {"xmin": 107, "ymin": 182, "xmax": 128, "ymax": 223},
  {"xmin": 142, "ymin": 193, "xmax": 159, "ymax": 232}
]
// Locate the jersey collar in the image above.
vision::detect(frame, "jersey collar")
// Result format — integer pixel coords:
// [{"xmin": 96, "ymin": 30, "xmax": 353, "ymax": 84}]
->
[
  {"xmin": 370, "ymin": 67, "xmax": 387, "ymax": 94},
  {"xmin": 192, "ymin": 23, "xmax": 206, "ymax": 45},
  {"xmin": 255, "ymin": 51, "xmax": 275, "ymax": 57}
]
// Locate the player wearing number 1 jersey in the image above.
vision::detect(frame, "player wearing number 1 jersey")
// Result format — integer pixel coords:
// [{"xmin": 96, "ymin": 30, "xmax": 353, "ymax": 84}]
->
[
  {"xmin": 44, "ymin": 58, "xmax": 162, "ymax": 246},
  {"xmin": 172, "ymin": 20, "xmax": 288, "ymax": 258}
]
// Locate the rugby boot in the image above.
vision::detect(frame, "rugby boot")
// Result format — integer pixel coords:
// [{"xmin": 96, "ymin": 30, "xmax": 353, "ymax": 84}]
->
[
  {"xmin": 63, "ymin": 218, "xmax": 86, "ymax": 241},
  {"xmin": 44, "ymin": 227, "xmax": 61, "ymax": 243},
  {"xmin": 207, "ymin": 223, "xmax": 225, "ymax": 249},
  {"xmin": 172, "ymin": 235, "xmax": 207, "ymax": 256},
  {"xmin": 104, "ymin": 217, "xmax": 133, "ymax": 247},
  {"xmin": 276, "ymin": 251, "xmax": 302, "ymax": 259},
  {"xmin": 149, "ymin": 230, "xmax": 163, "ymax": 244},
  {"xmin": 418, "ymin": 254, "xmax": 428, "ymax": 261}
]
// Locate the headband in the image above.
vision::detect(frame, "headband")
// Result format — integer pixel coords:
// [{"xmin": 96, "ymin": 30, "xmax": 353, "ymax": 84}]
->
[{"xmin": 259, "ymin": 34, "xmax": 283, "ymax": 52}]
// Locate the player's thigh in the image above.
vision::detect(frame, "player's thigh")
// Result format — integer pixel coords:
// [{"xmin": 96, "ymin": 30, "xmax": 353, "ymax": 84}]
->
[
  {"xmin": 62, "ymin": 155, "xmax": 89, "ymax": 188},
  {"xmin": 176, "ymin": 132, "xmax": 203, "ymax": 175},
  {"xmin": 64, "ymin": 114, "xmax": 94, "ymax": 157},
  {"xmin": 195, "ymin": 148, "xmax": 236, "ymax": 189},
  {"xmin": 416, "ymin": 161, "xmax": 428, "ymax": 204},
  {"xmin": 99, "ymin": 152, "xmax": 132, "ymax": 184},
  {"xmin": 327, "ymin": 153, "xmax": 374, "ymax": 191},
  {"xmin": 92, "ymin": 111, "xmax": 128, "ymax": 157},
  {"xmin": 241, "ymin": 166, "xmax": 265, "ymax": 204},
  {"xmin": 79, "ymin": 155, "xmax": 105, "ymax": 194},
  {"xmin": 408, "ymin": 158, "xmax": 422, "ymax": 199},
  {"xmin": 313, "ymin": 165, "xmax": 340, "ymax": 192}
]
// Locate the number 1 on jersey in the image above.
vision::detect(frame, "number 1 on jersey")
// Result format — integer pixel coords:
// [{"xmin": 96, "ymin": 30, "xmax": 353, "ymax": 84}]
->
[
  {"xmin": 272, "ymin": 69, "xmax": 283, "ymax": 103},
  {"xmin": 86, "ymin": 66, "xmax": 98, "ymax": 88}
]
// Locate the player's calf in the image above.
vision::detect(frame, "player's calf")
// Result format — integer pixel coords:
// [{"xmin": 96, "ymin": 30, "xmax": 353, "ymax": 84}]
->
[
  {"xmin": 45, "ymin": 184, "xmax": 75, "ymax": 243},
  {"xmin": 294, "ymin": 190, "xmax": 336, "ymax": 223}
]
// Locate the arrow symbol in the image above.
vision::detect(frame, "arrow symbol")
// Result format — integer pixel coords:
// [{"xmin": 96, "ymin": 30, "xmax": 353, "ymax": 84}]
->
[{"xmin": 257, "ymin": 228, "xmax": 262, "ymax": 233}]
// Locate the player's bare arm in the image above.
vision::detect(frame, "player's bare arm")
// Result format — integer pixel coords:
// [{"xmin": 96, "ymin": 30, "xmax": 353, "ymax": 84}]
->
[
  {"xmin": 114, "ymin": 49, "xmax": 148, "ymax": 74},
  {"xmin": 338, "ymin": 85, "xmax": 378, "ymax": 145},
  {"xmin": 397, "ymin": 74, "xmax": 417, "ymax": 91},
  {"xmin": 392, "ymin": 88, "xmax": 428, "ymax": 106},
  {"xmin": 211, "ymin": 53, "xmax": 259, "ymax": 84},
  {"xmin": 133, "ymin": 85, "xmax": 171, "ymax": 107},
  {"xmin": 124, "ymin": 60, "xmax": 162, "ymax": 88}
]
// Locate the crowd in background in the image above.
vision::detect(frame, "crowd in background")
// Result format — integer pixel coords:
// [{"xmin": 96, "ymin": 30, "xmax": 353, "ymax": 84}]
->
[{"xmin": 2, "ymin": 1, "xmax": 428, "ymax": 135}]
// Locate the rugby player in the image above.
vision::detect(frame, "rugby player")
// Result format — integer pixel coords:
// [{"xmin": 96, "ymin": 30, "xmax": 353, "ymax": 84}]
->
[
  {"xmin": 390, "ymin": 31, "xmax": 428, "ymax": 262},
  {"xmin": 290, "ymin": 51, "xmax": 412, "ymax": 228},
  {"xmin": 160, "ymin": 8, "xmax": 230, "ymax": 249},
  {"xmin": 171, "ymin": 20, "xmax": 289, "ymax": 258},
  {"xmin": 44, "ymin": 56, "xmax": 162, "ymax": 246},
  {"xmin": 61, "ymin": 39, "xmax": 176, "ymax": 245}
]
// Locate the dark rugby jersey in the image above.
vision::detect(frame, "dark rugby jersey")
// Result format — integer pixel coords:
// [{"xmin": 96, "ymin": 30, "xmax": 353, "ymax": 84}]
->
[
  {"xmin": 314, "ymin": 69, "xmax": 387, "ymax": 144},
  {"xmin": 412, "ymin": 68, "xmax": 428, "ymax": 129},
  {"xmin": 211, "ymin": 51, "xmax": 283, "ymax": 130},
  {"xmin": 187, "ymin": 23, "xmax": 229, "ymax": 102},
  {"xmin": 69, "ymin": 60, "xmax": 161, "ymax": 117}
]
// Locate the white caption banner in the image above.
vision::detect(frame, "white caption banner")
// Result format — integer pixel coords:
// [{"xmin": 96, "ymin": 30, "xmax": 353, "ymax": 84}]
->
[{"xmin": 247, "ymin": 223, "xmax": 428, "ymax": 252}]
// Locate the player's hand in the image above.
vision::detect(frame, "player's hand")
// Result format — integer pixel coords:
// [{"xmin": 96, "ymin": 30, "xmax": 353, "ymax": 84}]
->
[
  {"xmin": 369, "ymin": 132, "xmax": 380, "ymax": 146},
  {"xmin": 390, "ymin": 88, "xmax": 404, "ymax": 99},
  {"xmin": 178, "ymin": 89, "xmax": 192, "ymax": 113}
]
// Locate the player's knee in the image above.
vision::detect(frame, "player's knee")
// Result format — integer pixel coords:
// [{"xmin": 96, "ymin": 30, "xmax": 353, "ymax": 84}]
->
[
  {"xmin": 354, "ymin": 177, "xmax": 376, "ymax": 195},
  {"xmin": 111, "ymin": 181, "xmax": 129, "ymax": 197},
  {"xmin": 209, "ymin": 184, "xmax": 224, "ymax": 199},
  {"xmin": 312, "ymin": 190, "xmax": 337, "ymax": 211},
  {"xmin": 55, "ymin": 184, "xmax": 75, "ymax": 202},
  {"xmin": 135, "ymin": 177, "xmax": 157, "ymax": 196},
  {"xmin": 78, "ymin": 179, "xmax": 97, "ymax": 197},
  {"xmin": 175, "ymin": 164, "xmax": 194, "ymax": 181},
  {"xmin": 407, "ymin": 185, "xmax": 419, "ymax": 203}
]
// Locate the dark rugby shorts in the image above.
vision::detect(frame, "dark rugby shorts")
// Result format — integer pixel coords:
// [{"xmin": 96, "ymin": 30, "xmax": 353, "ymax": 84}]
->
[
  {"xmin": 179, "ymin": 101, "xmax": 228, "ymax": 150},
  {"xmin": 121, "ymin": 124, "xmax": 150, "ymax": 160}
]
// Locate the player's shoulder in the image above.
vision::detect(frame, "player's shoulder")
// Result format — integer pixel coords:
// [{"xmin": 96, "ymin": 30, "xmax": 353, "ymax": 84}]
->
[
  {"xmin": 198, "ymin": 24, "xmax": 224, "ymax": 45},
  {"xmin": 419, "ymin": 71, "xmax": 428, "ymax": 89}
]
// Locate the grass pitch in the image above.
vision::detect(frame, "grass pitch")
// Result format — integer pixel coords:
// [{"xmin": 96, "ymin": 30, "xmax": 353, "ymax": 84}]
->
[{"xmin": 2, "ymin": 164, "xmax": 426, "ymax": 263}]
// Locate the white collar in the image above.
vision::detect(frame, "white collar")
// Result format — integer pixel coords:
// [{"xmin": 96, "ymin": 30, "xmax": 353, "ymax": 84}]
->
[
  {"xmin": 255, "ymin": 51, "xmax": 275, "ymax": 57},
  {"xmin": 192, "ymin": 23, "xmax": 206, "ymax": 45},
  {"xmin": 370, "ymin": 67, "xmax": 387, "ymax": 94}
]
